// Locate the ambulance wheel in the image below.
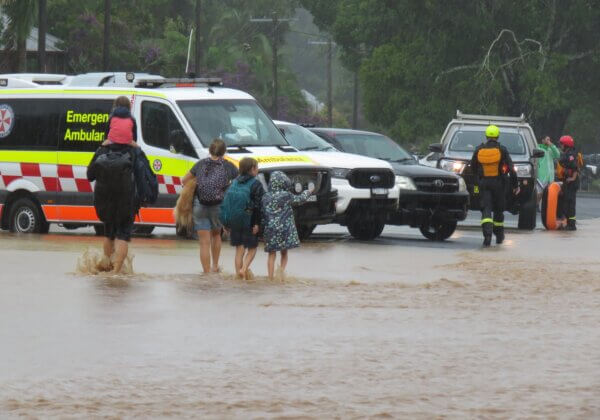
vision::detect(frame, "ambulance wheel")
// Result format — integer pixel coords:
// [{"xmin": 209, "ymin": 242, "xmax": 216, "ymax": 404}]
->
[
  {"xmin": 347, "ymin": 220, "xmax": 384, "ymax": 241},
  {"xmin": 518, "ymin": 193, "xmax": 537, "ymax": 230},
  {"xmin": 297, "ymin": 224, "xmax": 316, "ymax": 240},
  {"xmin": 419, "ymin": 220, "xmax": 457, "ymax": 241},
  {"xmin": 133, "ymin": 225, "xmax": 155, "ymax": 236},
  {"xmin": 8, "ymin": 197, "xmax": 48, "ymax": 234},
  {"xmin": 93, "ymin": 225, "xmax": 105, "ymax": 236}
]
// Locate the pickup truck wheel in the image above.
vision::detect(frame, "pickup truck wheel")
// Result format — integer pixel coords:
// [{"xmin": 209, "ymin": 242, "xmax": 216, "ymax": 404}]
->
[
  {"xmin": 518, "ymin": 193, "xmax": 537, "ymax": 230},
  {"xmin": 8, "ymin": 198, "xmax": 49, "ymax": 234},
  {"xmin": 297, "ymin": 224, "xmax": 316, "ymax": 240},
  {"xmin": 347, "ymin": 220, "xmax": 384, "ymax": 241},
  {"xmin": 419, "ymin": 220, "xmax": 457, "ymax": 241}
]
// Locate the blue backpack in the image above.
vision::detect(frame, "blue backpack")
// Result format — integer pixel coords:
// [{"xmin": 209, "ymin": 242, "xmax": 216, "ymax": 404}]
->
[{"xmin": 220, "ymin": 178, "xmax": 257, "ymax": 229}]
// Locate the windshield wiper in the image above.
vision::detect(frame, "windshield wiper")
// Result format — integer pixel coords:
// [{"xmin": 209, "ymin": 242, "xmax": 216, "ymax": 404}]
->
[
  {"xmin": 228, "ymin": 143, "xmax": 269, "ymax": 148},
  {"xmin": 300, "ymin": 146, "xmax": 322, "ymax": 151}
]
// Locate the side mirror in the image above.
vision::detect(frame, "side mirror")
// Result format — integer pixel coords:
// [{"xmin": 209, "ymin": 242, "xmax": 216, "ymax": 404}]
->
[
  {"xmin": 532, "ymin": 148, "xmax": 545, "ymax": 158},
  {"xmin": 429, "ymin": 143, "xmax": 443, "ymax": 153}
]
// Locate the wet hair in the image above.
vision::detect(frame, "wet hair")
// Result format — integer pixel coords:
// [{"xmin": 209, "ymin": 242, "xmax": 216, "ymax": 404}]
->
[
  {"xmin": 209, "ymin": 138, "xmax": 226, "ymax": 157},
  {"xmin": 239, "ymin": 157, "xmax": 258, "ymax": 175},
  {"xmin": 113, "ymin": 96, "xmax": 131, "ymax": 110}
]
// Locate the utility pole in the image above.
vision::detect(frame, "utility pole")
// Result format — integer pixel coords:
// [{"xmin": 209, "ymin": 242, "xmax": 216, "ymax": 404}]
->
[
  {"xmin": 352, "ymin": 70, "xmax": 359, "ymax": 129},
  {"xmin": 194, "ymin": 0, "xmax": 202, "ymax": 75},
  {"xmin": 309, "ymin": 38, "xmax": 335, "ymax": 127},
  {"xmin": 250, "ymin": 13, "xmax": 295, "ymax": 119}
]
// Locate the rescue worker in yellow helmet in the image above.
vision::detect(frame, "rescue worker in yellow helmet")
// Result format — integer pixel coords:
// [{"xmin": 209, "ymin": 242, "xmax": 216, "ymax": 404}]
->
[{"xmin": 470, "ymin": 125, "xmax": 519, "ymax": 247}]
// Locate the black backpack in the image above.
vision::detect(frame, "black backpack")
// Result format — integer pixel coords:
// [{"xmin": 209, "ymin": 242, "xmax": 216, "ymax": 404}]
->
[
  {"xmin": 92, "ymin": 149, "xmax": 135, "ymax": 223},
  {"xmin": 132, "ymin": 150, "xmax": 158, "ymax": 206}
]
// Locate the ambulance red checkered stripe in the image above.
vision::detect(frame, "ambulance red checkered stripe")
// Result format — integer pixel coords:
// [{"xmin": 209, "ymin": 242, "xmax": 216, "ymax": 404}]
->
[{"xmin": 0, "ymin": 162, "xmax": 182, "ymax": 194}]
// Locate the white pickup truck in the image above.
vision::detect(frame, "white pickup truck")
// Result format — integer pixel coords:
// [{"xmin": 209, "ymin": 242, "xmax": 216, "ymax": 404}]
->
[{"xmin": 275, "ymin": 121, "xmax": 399, "ymax": 240}]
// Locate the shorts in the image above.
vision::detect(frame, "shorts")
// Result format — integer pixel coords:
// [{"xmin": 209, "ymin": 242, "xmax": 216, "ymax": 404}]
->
[
  {"xmin": 193, "ymin": 199, "xmax": 223, "ymax": 231},
  {"xmin": 104, "ymin": 219, "xmax": 134, "ymax": 242},
  {"xmin": 230, "ymin": 227, "xmax": 259, "ymax": 249}
]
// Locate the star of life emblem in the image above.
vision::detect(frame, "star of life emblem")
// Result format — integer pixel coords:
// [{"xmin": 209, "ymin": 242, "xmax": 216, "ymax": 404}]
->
[{"xmin": 0, "ymin": 104, "xmax": 14, "ymax": 138}]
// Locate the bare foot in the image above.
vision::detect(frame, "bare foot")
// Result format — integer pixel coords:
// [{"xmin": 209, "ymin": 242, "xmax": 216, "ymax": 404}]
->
[
  {"xmin": 211, "ymin": 266, "xmax": 221, "ymax": 273},
  {"xmin": 236, "ymin": 270, "xmax": 244, "ymax": 279},
  {"xmin": 244, "ymin": 269, "xmax": 255, "ymax": 281}
]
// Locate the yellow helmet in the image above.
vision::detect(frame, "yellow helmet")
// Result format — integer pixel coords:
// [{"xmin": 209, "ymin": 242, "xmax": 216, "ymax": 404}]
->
[{"xmin": 486, "ymin": 125, "xmax": 500, "ymax": 138}]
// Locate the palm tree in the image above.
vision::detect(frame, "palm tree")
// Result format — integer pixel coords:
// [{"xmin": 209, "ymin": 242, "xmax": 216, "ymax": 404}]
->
[{"xmin": 1, "ymin": 0, "xmax": 36, "ymax": 72}]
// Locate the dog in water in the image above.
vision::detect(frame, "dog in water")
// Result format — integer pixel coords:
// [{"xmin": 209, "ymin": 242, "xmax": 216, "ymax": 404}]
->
[{"xmin": 174, "ymin": 177, "xmax": 197, "ymax": 232}]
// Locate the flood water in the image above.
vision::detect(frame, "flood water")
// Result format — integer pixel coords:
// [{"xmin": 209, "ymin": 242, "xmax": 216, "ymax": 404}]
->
[{"xmin": 1, "ymin": 223, "xmax": 600, "ymax": 418}]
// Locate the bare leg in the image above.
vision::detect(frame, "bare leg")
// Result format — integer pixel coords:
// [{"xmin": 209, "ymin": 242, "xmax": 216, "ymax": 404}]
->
[
  {"xmin": 280, "ymin": 249, "xmax": 288, "ymax": 272},
  {"xmin": 210, "ymin": 229, "xmax": 222, "ymax": 272},
  {"xmin": 240, "ymin": 247, "xmax": 257, "ymax": 279},
  {"xmin": 103, "ymin": 237, "xmax": 114, "ymax": 259},
  {"xmin": 112, "ymin": 239, "xmax": 128, "ymax": 274},
  {"xmin": 198, "ymin": 230, "xmax": 211, "ymax": 274},
  {"xmin": 234, "ymin": 245, "xmax": 244, "ymax": 277},
  {"xmin": 267, "ymin": 251, "xmax": 276, "ymax": 280}
]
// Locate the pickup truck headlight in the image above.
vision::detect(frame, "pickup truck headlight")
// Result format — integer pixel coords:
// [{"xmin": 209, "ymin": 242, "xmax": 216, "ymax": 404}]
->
[
  {"xmin": 331, "ymin": 167, "xmax": 350, "ymax": 179},
  {"xmin": 458, "ymin": 176, "xmax": 467, "ymax": 192},
  {"xmin": 514, "ymin": 163, "xmax": 532, "ymax": 178},
  {"xmin": 396, "ymin": 175, "xmax": 417, "ymax": 190},
  {"xmin": 439, "ymin": 159, "xmax": 466, "ymax": 174}
]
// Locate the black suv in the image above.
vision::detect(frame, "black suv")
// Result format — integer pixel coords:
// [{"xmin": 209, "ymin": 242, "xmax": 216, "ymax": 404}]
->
[{"xmin": 310, "ymin": 128, "xmax": 470, "ymax": 240}]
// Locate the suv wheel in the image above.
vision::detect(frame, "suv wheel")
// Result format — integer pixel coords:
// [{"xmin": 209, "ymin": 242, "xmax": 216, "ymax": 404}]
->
[
  {"xmin": 297, "ymin": 224, "xmax": 316, "ymax": 240},
  {"xmin": 347, "ymin": 220, "xmax": 385, "ymax": 241},
  {"xmin": 8, "ymin": 198, "xmax": 49, "ymax": 234},
  {"xmin": 419, "ymin": 220, "xmax": 457, "ymax": 241},
  {"xmin": 518, "ymin": 192, "xmax": 537, "ymax": 230}
]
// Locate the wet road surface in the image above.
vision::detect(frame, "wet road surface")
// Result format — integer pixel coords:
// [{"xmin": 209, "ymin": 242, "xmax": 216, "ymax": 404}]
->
[{"xmin": 1, "ymin": 208, "xmax": 600, "ymax": 417}]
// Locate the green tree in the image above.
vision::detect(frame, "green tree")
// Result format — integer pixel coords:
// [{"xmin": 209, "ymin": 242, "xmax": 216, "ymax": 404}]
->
[
  {"xmin": 1, "ymin": 0, "xmax": 36, "ymax": 72},
  {"xmin": 302, "ymin": 0, "xmax": 600, "ymax": 149}
]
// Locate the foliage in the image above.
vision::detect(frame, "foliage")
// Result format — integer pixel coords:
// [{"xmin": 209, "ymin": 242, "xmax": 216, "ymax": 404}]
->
[{"xmin": 301, "ymin": 0, "xmax": 600, "ymax": 149}]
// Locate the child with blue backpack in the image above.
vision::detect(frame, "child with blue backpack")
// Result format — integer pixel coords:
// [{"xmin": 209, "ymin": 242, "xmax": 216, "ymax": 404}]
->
[{"xmin": 220, "ymin": 157, "xmax": 264, "ymax": 279}]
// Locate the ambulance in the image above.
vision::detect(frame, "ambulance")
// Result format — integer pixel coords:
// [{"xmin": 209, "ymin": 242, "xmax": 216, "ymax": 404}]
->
[{"xmin": 0, "ymin": 72, "xmax": 337, "ymax": 236}]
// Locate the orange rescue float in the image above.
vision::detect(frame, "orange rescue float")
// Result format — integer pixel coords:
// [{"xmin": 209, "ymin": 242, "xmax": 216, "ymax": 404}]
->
[{"xmin": 541, "ymin": 182, "xmax": 561, "ymax": 230}]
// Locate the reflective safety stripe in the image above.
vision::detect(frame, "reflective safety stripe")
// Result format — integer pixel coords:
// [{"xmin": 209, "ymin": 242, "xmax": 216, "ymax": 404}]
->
[
  {"xmin": 0, "ymin": 89, "xmax": 166, "ymax": 98},
  {"xmin": 493, "ymin": 221, "xmax": 504, "ymax": 227},
  {"xmin": 42, "ymin": 205, "xmax": 176, "ymax": 225},
  {"xmin": 568, "ymin": 217, "xmax": 576, "ymax": 220},
  {"xmin": 0, "ymin": 150, "xmax": 94, "ymax": 166},
  {"xmin": 481, "ymin": 218, "xmax": 493, "ymax": 225},
  {"xmin": 473, "ymin": 185, "xmax": 479, "ymax": 194},
  {"xmin": 0, "ymin": 203, "xmax": 3, "ymax": 219},
  {"xmin": 146, "ymin": 155, "xmax": 192, "ymax": 177}
]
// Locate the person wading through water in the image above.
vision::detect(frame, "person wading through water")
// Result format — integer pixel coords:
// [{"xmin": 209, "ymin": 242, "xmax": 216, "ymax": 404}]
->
[
  {"xmin": 87, "ymin": 96, "xmax": 155, "ymax": 273},
  {"xmin": 182, "ymin": 139, "xmax": 238, "ymax": 274},
  {"xmin": 470, "ymin": 125, "xmax": 519, "ymax": 247}
]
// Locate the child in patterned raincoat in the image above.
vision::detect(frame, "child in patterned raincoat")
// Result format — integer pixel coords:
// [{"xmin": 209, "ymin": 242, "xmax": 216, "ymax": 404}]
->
[{"xmin": 261, "ymin": 171, "xmax": 314, "ymax": 279}]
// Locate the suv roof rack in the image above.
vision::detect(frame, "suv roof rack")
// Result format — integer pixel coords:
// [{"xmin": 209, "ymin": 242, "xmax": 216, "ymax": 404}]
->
[
  {"xmin": 456, "ymin": 110, "xmax": 526, "ymax": 123},
  {"xmin": 135, "ymin": 77, "xmax": 223, "ymax": 88}
]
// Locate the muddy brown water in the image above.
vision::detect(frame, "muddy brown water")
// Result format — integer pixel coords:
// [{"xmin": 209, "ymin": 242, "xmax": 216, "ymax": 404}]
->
[{"xmin": 1, "ymin": 224, "xmax": 600, "ymax": 418}]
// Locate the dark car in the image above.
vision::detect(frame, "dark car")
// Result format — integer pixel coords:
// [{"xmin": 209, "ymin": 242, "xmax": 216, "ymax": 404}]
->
[{"xmin": 310, "ymin": 128, "xmax": 470, "ymax": 240}]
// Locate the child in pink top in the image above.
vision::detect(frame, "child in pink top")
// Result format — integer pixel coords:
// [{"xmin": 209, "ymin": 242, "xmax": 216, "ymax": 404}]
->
[{"xmin": 104, "ymin": 96, "xmax": 137, "ymax": 145}]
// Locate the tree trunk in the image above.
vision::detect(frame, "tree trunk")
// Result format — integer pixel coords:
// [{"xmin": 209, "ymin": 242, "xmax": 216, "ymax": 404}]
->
[
  {"xmin": 102, "ymin": 0, "xmax": 111, "ymax": 71},
  {"xmin": 533, "ymin": 109, "xmax": 571, "ymax": 142},
  {"xmin": 17, "ymin": 36, "xmax": 27, "ymax": 72},
  {"xmin": 194, "ymin": 0, "xmax": 202, "ymax": 75},
  {"xmin": 38, "ymin": 0, "xmax": 47, "ymax": 72}
]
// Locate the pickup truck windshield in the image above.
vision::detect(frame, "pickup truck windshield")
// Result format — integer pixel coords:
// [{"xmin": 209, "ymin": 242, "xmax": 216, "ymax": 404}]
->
[
  {"xmin": 335, "ymin": 133, "xmax": 412, "ymax": 162},
  {"xmin": 280, "ymin": 124, "xmax": 336, "ymax": 152},
  {"xmin": 449, "ymin": 130, "xmax": 527, "ymax": 155},
  {"xmin": 178, "ymin": 100, "xmax": 288, "ymax": 147}
]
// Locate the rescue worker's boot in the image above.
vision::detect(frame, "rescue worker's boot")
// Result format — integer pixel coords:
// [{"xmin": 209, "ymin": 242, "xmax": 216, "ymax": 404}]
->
[
  {"xmin": 482, "ymin": 222, "xmax": 493, "ymax": 247},
  {"xmin": 566, "ymin": 218, "xmax": 577, "ymax": 231},
  {"xmin": 493, "ymin": 225, "xmax": 505, "ymax": 244}
]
